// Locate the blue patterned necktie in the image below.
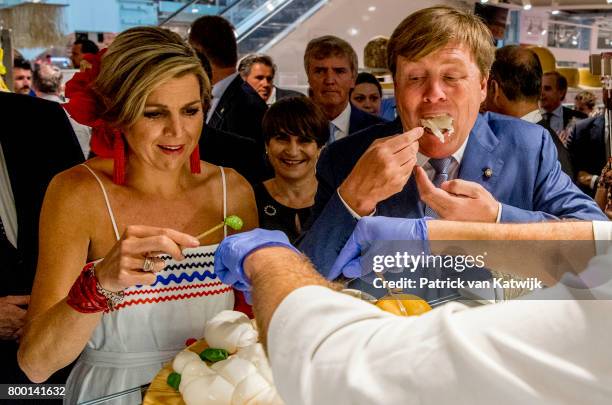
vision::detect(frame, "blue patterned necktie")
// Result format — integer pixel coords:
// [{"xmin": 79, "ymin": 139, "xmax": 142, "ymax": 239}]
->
[
  {"xmin": 424, "ymin": 157, "xmax": 453, "ymax": 218},
  {"xmin": 328, "ymin": 122, "xmax": 338, "ymax": 145}
]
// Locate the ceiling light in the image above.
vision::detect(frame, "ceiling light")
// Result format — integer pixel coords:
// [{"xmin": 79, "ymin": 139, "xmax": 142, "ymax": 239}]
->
[
  {"xmin": 368, "ymin": 6, "xmax": 376, "ymax": 12},
  {"xmin": 348, "ymin": 28, "xmax": 359, "ymax": 36},
  {"xmin": 541, "ymin": 29, "xmax": 547, "ymax": 35},
  {"xmin": 480, "ymin": 0, "xmax": 489, "ymax": 3},
  {"xmin": 523, "ymin": 0, "xmax": 532, "ymax": 10}
]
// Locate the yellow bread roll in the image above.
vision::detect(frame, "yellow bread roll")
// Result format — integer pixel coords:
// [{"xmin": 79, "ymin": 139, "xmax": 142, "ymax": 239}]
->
[{"xmin": 375, "ymin": 294, "xmax": 432, "ymax": 316}]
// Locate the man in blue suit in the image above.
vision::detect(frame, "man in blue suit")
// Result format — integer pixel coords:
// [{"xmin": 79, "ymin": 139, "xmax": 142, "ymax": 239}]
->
[
  {"xmin": 300, "ymin": 6, "xmax": 606, "ymax": 278},
  {"xmin": 304, "ymin": 35, "xmax": 384, "ymax": 143},
  {"xmin": 569, "ymin": 114, "xmax": 608, "ymax": 197}
]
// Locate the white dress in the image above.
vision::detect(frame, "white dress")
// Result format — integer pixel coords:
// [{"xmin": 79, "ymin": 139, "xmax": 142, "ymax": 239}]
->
[{"xmin": 65, "ymin": 165, "xmax": 234, "ymax": 405}]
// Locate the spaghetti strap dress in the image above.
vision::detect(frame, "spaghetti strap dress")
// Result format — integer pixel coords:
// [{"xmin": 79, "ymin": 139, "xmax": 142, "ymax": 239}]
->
[{"xmin": 64, "ymin": 165, "xmax": 234, "ymax": 404}]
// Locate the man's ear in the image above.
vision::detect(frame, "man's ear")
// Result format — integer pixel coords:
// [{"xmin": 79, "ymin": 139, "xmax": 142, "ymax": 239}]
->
[
  {"xmin": 489, "ymin": 79, "xmax": 500, "ymax": 102},
  {"xmin": 480, "ymin": 74, "xmax": 489, "ymax": 102}
]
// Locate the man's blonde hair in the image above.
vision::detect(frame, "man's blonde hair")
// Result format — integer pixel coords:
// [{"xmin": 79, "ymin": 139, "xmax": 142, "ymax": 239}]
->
[
  {"xmin": 95, "ymin": 26, "xmax": 210, "ymax": 129},
  {"xmin": 387, "ymin": 6, "xmax": 495, "ymax": 78}
]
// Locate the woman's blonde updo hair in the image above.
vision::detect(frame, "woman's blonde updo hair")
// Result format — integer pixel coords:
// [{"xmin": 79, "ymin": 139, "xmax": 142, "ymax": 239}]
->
[{"xmin": 94, "ymin": 26, "xmax": 210, "ymax": 129}]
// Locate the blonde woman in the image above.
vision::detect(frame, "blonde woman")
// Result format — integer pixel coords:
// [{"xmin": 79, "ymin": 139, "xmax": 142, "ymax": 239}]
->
[{"xmin": 18, "ymin": 27, "xmax": 257, "ymax": 403}]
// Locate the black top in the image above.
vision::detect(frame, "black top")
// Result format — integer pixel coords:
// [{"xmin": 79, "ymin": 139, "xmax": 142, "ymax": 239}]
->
[{"xmin": 253, "ymin": 183, "xmax": 312, "ymax": 243}]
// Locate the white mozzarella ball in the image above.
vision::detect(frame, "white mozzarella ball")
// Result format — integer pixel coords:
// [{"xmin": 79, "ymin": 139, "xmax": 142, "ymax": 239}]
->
[
  {"xmin": 172, "ymin": 350, "xmax": 201, "ymax": 374},
  {"xmin": 182, "ymin": 375, "xmax": 215, "ymax": 404},
  {"xmin": 236, "ymin": 344, "xmax": 274, "ymax": 384},
  {"xmin": 211, "ymin": 356, "xmax": 258, "ymax": 386},
  {"xmin": 179, "ymin": 359, "xmax": 216, "ymax": 393},
  {"xmin": 231, "ymin": 372, "xmax": 271, "ymax": 405},
  {"xmin": 183, "ymin": 374, "xmax": 234, "ymax": 405},
  {"xmin": 245, "ymin": 385, "xmax": 285, "ymax": 405},
  {"xmin": 205, "ymin": 311, "xmax": 258, "ymax": 353}
]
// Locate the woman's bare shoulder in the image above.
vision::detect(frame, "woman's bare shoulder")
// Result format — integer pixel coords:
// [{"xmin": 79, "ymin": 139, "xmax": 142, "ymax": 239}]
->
[
  {"xmin": 46, "ymin": 158, "xmax": 113, "ymax": 207},
  {"xmin": 222, "ymin": 166, "xmax": 254, "ymax": 194}
]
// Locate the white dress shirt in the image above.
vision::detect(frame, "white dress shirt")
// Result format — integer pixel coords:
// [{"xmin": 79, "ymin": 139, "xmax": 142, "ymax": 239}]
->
[
  {"xmin": 542, "ymin": 104, "xmax": 564, "ymax": 134},
  {"xmin": 521, "ymin": 109, "xmax": 543, "ymax": 124},
  {"xmin": 206, "ymin": 72, "xmax": 238, "ymax": 123},
  {"xmin": 330, "ymin": 103, "xmax": 351, "ymax": 142},
  {"xmin": 268, "ymin": 221, "xmax": 612, "ymax": 405},
  {"xmin": 267, "ymin": 87, "xmax": 276, "ymax": 106},
  {"xmin": 38, "ymin": 93, "xmax": 91, "ymax": 159}
]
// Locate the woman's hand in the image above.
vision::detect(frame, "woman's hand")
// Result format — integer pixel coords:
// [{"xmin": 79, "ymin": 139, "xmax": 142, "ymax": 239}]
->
[{"xmin": 94, "ymin": 225, "xmax": 201, "ymax": 292}]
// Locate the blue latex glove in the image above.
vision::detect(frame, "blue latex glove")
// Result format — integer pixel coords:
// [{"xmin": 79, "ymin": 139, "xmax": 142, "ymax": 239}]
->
[
  {"xmin": 214, "ymin": 228, "xmax": 300, "ymax": 303},
  {"xmin": 329, "ymin": 216, "xmax": 430, "ymax": 280}
]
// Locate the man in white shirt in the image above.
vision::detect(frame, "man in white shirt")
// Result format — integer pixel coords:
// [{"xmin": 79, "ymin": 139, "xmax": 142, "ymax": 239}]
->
[
  {"xmin": 237, "ymin": 53, "xmax": 302, "ymax": 106},
  {"xmin": 304, "ymin": 36, "xmax": 383, "ymax": 142},
  {"xmin": 32, "ymin": 63, "xmax": 91, "ymax": 159},
  {"xmin": 540, "ymin": 71, "xmax": 587, "ymax": 145},
  {"xmin": 483, "ymin": 45, "xmax": 573, "ymax": 177},
  {"xmin": 214, "ymin": 219, "xmax": 612, "ymax": 405}
]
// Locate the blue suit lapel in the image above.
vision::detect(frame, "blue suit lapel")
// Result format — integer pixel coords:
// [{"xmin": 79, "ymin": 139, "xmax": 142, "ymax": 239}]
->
[
  {"xmin": 458, "ymin": 114, "xmax": 504, "ymax": 192},
  {"xmin": 348, "ymin": 105, "xmax": 361, "ymax": 134}
]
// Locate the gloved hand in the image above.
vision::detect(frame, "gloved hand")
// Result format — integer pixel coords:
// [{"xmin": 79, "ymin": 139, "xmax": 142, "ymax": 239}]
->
[
  {"xmin": 214, "ymin": 229, "xmax": 300, "ymax": 303},
  {"xmin": 329, "ymin": 216, "xmax": 430, "ymax": 280}
]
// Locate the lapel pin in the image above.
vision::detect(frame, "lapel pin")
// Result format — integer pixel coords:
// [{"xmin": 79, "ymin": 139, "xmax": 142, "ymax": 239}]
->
[{"xmin": 483, "ymin": 167, "xmax": 493, "ymax": 178}]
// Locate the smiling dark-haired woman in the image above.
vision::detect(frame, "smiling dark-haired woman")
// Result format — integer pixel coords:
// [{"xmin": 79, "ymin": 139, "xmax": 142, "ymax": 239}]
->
[{"xmin": 253, "ymin": 96, "xmax": 329, "ymax": 242}]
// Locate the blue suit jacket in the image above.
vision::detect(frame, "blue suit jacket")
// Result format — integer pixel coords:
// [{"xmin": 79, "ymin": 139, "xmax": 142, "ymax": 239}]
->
[
  {"xmin": 569, "ymin": 115, "xmax": 607, "ymax": 197},
  {"xmin": 300, "ymin": 113, "xmax": 607, "ymax": 277},
  {"xmin": 208, "ymin": 75, "xmax": 268, "ymax": 148},
  {"xmin": 347, "ymin": 103, "xmax": 386, "ymax": 135}
]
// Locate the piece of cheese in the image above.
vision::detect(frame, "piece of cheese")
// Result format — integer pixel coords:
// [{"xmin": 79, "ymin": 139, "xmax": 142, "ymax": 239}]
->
[
  {"xmin": 205, "ymin": 310, "xmax": 259, "ymax": 353},
  {"xmin": 172, "ymin": 350, "xmax": 201, "ymax": 374},
  {"xmin": 420, "ymin": 115, "xmax": 454, "ymax": 143}
]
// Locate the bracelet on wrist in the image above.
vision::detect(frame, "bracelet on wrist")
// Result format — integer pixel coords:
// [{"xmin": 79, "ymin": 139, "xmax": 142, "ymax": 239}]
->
[{"xmin": 66, "ymin": 262, "xmax": 125, "ymax": 313}]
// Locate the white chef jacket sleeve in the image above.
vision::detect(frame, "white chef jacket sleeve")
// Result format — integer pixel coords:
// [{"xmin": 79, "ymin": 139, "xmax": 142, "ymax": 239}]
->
[{"xmin": 267, "ymin": 255, "xmax": 612, "ymax": 405}]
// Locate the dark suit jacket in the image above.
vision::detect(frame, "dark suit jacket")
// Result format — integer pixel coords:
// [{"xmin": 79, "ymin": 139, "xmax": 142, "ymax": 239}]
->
[
  {"xmin": 274, "ymin": 87, "xmax": 302, "ymax": 101},
  {"xmin": 536, "ymin": 119, "xmax": 574, "ymax": 178},
  {"xmin": 0, "ymin": 92, "xmax": 84, "ymax": 386},
  {"xmin": 562, "ymin": 106, "xmax": 588, "ymax": 129},
  {"xmin": 569, "ymin": 115, "xmax": 607, "ymax": 197},
  {"xmin": 199, "ymin": 124, "xmax": 270, "ymax": 184},
  {"xmin": 300, "ymin": 114, "xmax": 606, "ymax": 279},
  {"xmin": 208, "ymin": 74, "xmax": 268, "ymax": 149},
  {"xmin": 348, "ymin": 103, "xmax": 386, "ymax": 135}
]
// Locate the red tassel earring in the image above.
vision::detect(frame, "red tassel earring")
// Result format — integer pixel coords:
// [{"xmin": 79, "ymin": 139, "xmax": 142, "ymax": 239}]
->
[
  {"xmin": 112, "ymin": 130, "xmax": 126, "ymax": 185},
  {"xmin": 190, "ymin": 145, "xmax": 201, "ymax": 174}
]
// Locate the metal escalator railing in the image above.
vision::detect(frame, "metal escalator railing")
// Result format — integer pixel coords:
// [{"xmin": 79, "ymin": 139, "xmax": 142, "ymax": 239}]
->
[
  {"xmin": 228, "ymin": 0, "xmax": 327, "ymax": 55},
  {"xmin": 158, "ymin": 0, "xmax": 327, "ymax": 55},
  {"xmin": 221, "ymin": 0, "xmax": 293, "ymax": 40}
]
